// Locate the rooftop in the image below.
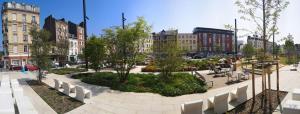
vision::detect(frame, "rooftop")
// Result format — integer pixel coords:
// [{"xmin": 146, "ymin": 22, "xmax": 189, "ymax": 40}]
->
[{"xmin": 2, "ymin": 1, "xmax": 40, "ymax": 13}]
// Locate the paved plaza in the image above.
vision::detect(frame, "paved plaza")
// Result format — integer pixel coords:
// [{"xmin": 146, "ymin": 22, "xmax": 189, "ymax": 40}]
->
[{"xmin": 1, "ymin": 65, "xmax": 300, "ymax": 114}]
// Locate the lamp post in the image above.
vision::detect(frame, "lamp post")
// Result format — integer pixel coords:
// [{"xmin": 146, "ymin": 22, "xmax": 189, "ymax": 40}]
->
[{"xmin": 82, "ymin": 0, "xmax": 88, "ymax": 70}]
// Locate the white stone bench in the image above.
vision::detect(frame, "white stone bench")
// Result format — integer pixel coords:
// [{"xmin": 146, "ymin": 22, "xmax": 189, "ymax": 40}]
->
[
  {"xmin": 15, "ymin": 94, "xmax": 38, "ymax": 114},
  {"xmin": 181, "ymin": 100, "xmax": 203, "ymax": 114},
  {"xmin": 0, "ymin": 87, "xmax": 12, "ymax": 95},
  {"xmin": 54, "ymin": 79, "xmax": 63, "ymax": 90},
  {"xmin": 75, "ymin": 86, "xmax": 91, "ymax": 102},
  {"xmin": 207, "ymin": 92, "xmax": 229, "ymax": 114},
  {"xmin": 62, "ymin": 82, "xmax": 75, "ymax": 95},
  {"xmin": 229, "ymin": 85, "xmax": 248, "ymax": 103},
  {"xmin": 0, "ymin": 94, "xmax": 15, "ymax": 114},
  {"xmin": 283, "ymin": 100, "xmax": 300, "ymax": 114},
  {"xmin": 292, "ymin": 89, "xmax": 300, "ymax": 101}
]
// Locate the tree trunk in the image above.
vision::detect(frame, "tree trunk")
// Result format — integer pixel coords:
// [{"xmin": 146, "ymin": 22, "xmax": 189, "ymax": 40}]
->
[{"xmin": 38, "ymin": 68, "xmax": 42, "ymax": 84}]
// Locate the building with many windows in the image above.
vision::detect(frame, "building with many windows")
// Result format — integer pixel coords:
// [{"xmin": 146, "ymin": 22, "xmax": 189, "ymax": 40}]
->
[
  {"xmin": 177, "ymin": 33, "xmax": 198, "ymax": 53},
  {"xmin": 1, "ymin": 2, "xmax": 40, "ymax": 67},
  {"xmin": 247, "ymin": 35, "xmax": 274, "ymax": 53},
  {"xmin": 152, "ymin": 28, "xmax": 234, "ymax": 56},
  {"xmin": 193, "ymin": 27, "xmax": 234, "ymax": 55},
  {"xmin": 152, "ymin": 30, "xmax": 178, "ymax": 55},
  {"xmin": 138, "ymin": 34, "xmax": 153, "ymax": 53},
  {"xmin": 43, "ymin": 15, "xmax": 84, "ymax": 62}
]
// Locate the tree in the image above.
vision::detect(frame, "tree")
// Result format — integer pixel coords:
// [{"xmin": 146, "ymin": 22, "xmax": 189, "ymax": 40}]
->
[
  {"xmin": 235, "ymin": 0, "xmax": 289, "ymax": 102},
  {"xmin": 84, "ymin": 36, "xmax": 106, "ymax": 72},
  {"xmin": 55, "ymin": 38, "xmax": 69, "ymax": 66},
  {"xmin": 103, "ymin": 17, "xmax": 151, "ymax": 83},
  {"xmin": 242, "ymin": 44, "xmax": 255, "ymax": 60},
  {"xmin": 284, "ymin": 34, "xmax": 295, "ymax": 64},
  {"xmin": 155, "ymin": 39, "xmax": 184, "ymax": 81},
  {"xmin": 30, "ymin": 28, "xmax": 51, "ymax": 83},
  {"xmin": 235, "ymin": 0, "xmax": 289, "ymax": 40}
]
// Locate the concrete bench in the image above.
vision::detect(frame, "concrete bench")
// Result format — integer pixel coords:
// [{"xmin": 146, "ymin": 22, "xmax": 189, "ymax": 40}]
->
[
  {"xmin": 75, "ymin": 86, "xmax": 91, "ymax": 102},
  {"xmin": 283, "ymin": 100, "xmax": 300, "ymax": 114},
  {"xmin": 15, "ymin": 94, "xmax": 38, "ymax": 114},
  {"xmin": 292, "ymin": 89, "xmax": 300, "ymax": 101},
  {"xmin": 0, "ymin": 94, "xmax": 15, "ymax": 114},
  {"xmin": 181, "ymin": 100, "xmax": 203, "ymax": 114}
]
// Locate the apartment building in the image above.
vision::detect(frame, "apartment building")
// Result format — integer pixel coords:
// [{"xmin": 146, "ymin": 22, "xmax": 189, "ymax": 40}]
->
[
  {"xmin": 1, "ymin": 2, "xmax": 40, "ymax": 67},
  {"xmin": 43, "ymin": 15, "xmax": 85, "ymax": 62},
  {"xmin": 247, "ymin": 35, "xmax": 273, "ymax": 53},
  {"xmin": 177, "ymin": 33, "xmax": 198, "ymax": 53},
  {"xmin": 193, "ymin": 27, "xmax": 234, "ymax": 54},
  {"xmin": 138, "ymin": 34, "xmax": 153, "ymax": 53},
  {"xmin": 152, "ymin": 30, "xmax": 178, "ymax": 55}
]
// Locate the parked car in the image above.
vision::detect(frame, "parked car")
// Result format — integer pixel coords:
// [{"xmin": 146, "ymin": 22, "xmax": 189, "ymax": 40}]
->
[
  {"xmin": 10, "ymin": 65, "xmax": 22, "ymax": 70},
  {"xmin": 25, "ymin": 64, "xmax": 38, "ymax": 71}
]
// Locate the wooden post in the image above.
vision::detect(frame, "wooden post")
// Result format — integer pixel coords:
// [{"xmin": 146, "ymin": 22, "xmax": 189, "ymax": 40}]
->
[
  {"xmin": 252, "ymin": 62, "xmax": 255, "ymax": 102},
  {"xmin": 276, "ymin": 62, "xmax": 279, "ymax": 91}
]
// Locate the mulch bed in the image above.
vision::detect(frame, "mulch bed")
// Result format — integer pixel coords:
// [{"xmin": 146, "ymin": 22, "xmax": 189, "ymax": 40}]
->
[
  {"xmin": 227, "ymin": 89, "xmax": 287, "ymax": 114},
  {"xmin": 27, "ymin": 80, "xmax": 84, "ymax": 114}
]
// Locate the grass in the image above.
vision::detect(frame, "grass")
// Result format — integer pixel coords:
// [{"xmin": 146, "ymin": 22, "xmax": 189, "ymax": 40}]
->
[
  {"xmin": 27, "ymin": 80, "xmax": 84, "ymax": 114},
  {"xmin": 71, "ymin": 72, "xmax": 207, "ymax": 96},
  {"xmin": 50, "ymin": 68, "xmax": 87, "ymax": 75}
]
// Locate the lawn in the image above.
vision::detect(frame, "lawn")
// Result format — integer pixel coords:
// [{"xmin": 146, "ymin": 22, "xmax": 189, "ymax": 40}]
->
[
  {"xmin": 72, "ymin": 72, "xmax": 207, "ymax": 96},
  {"xmin": 50, "ymin": 68, "xmax": 87, "ymax": 75}
]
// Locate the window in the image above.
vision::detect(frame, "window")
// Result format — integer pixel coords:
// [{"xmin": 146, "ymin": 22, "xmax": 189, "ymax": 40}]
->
[
  {"xmin": 13, "ymin": 34, "xmax": 18, "ymax": 43},
  {"xmin": 23, "ymin": 35, "xmax": 28, "ymax": 42},
  {"xmin": 24, "ymin": 45, "xmax": 28, "ymax": 53},
  {"xmin": 22, "ymin": 14, "xmax": 26, "ymax": 22},
  {"xmin": 12, "ymin": 13, "xmax": 17, "ymax": 21},
  {"xmin": 12, "ymin": 24, "xmax": 17, "ymax": 32},
  {"xmin": 32, "ymin": 16, "xmax": 36, "ymax": 23},
  {"xmin": 13, "ymin": 46, "xmax": 18, "ymax": 54},
  {"xmin": 12, "ymin": 60, "xmax": 20, "ymax": 66},
  {"xmin": 22, "ymin": 24, "xmax": 26, "ymax": 32}
]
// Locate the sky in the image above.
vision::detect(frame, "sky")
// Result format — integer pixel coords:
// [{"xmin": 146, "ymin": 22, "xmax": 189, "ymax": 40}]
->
[{"xmin": 0, "ymin": 0, "xmax": 299, "ymax": 49}]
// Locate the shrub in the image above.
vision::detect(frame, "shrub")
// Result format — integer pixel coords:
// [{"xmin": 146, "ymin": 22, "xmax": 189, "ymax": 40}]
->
[
  {"xmin": 50, "ymin": 68, "xmax": 87, "ymax": 75},
  {"xmin": 74, "ymin": 72, "xmax": 207, "ymax": 96},
  {"xmin": 141, "ymin": 65, "xmax": 160, "ymax": 72}
]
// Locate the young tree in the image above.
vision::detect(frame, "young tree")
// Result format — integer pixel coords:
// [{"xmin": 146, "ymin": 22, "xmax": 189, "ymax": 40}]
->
[
  {"xmin": 235, "ymin": 0, "xmax": 289, "ymax": 100},
  {"xmin": 30, "ymin": 28, "xmax": 51, "ymax": 83},
  {"xmin": 55, "ymin": 38, "xmax": 69, "ymax": 66},
  {"xmin": 155, "ymin": 39, "xmax": 184, "ymax": 81},
  {"xmin": 84, "ymin": 36, "xmax": 106, "ymax": 72},
  {"xmin": 284, "ymin": 34, "xmax": 295, "ymax": 64},
  {"xmin": 103, "ymin": 17, "xmax": 151, "ymax": 83},
  {"xmin": 242, "ymin": 44, "xmax": 255, "ymax": 61}
]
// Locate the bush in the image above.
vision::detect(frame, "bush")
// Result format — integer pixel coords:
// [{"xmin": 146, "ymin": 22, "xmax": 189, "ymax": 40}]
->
[
  {"xmin": 74, "ymin": 72, "xmax": 207, "ymax": 96},
  {"xmin": 50, "ymin": 68, "xmax": 87, "ymax": 75},
  {"xmin": 141, "ymin": 65, "xmax": 160, "ymax": 72}
]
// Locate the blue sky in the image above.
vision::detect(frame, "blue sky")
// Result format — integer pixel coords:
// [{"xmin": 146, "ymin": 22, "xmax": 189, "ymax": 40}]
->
[{"xmin": 0, "ymin": 0, "xmax": 299, "ymax": 47}]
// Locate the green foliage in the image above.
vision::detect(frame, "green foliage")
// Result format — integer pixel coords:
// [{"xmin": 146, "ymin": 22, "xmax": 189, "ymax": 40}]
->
[
  {"xmin": 50, "ymin": 68, "xmax": 87, "ymax": 75},
  {"xmin": 84, "ymin": 36, "xmax": 106, "ymax": 72},
  {"xmin": 30, "ymin": 28, "xmax": 51, "ymax": 83},
  {"xmin": 136, "ymin": 53, "xmax": 147, "ymax": 65},
  {"xmin": 75, "ymin": 72, "xmax": 207, "ymax": 96},
  {"xmin": 154, "ymin": 32, "xmax": 184, "ymax": 81},
  {"xmin": 284, "ymin": 35, "xmax": 296, "ymax": 64},
  {"xmin": 235, "ymin": 0, "xmax": 289, "ymax": 40},
  {"xmin": 242, "ymin": 44, "xmax": 255, "ymax": 60},
  {"xmin": 103, "ymin": 17, "xmax": 151, "ymax": 82}
]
